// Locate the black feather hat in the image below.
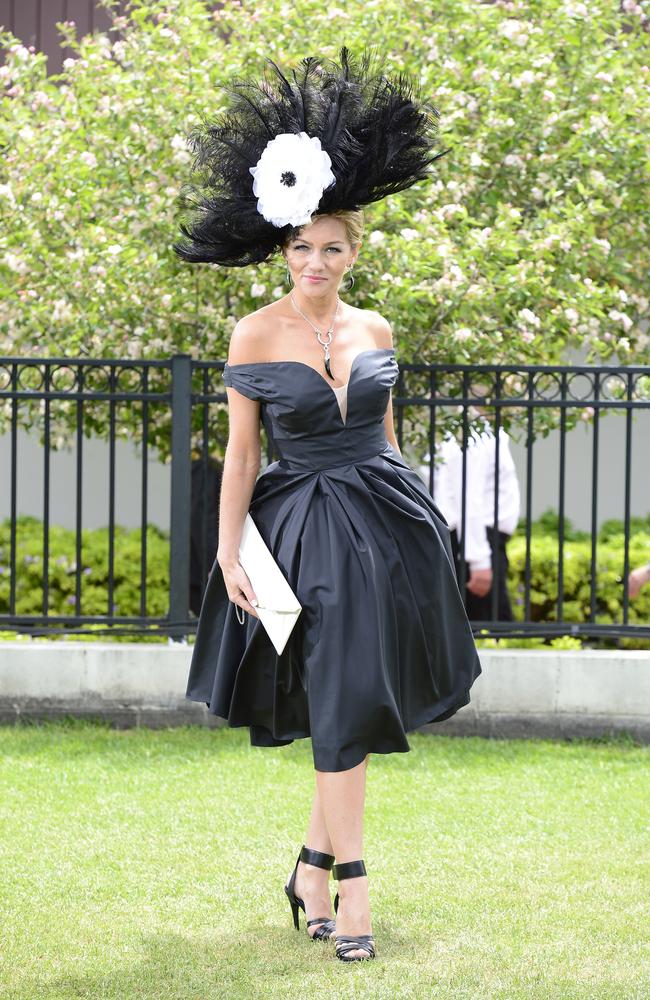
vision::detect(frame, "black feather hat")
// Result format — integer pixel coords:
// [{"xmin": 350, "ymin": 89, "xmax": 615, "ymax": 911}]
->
[{"xmin": 173, "ymin": 46, "xmax": 448, "ymax": 268}]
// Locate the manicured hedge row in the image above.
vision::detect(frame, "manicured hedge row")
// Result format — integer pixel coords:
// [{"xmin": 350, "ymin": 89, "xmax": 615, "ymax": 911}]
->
[
  {"xmin": 507, "ymin": 533, "xmax": 650, "ymax": 628},
  {"xmin": 505, "ymin": 512, "xmax": 650, "ymax": 646},
  {"xmin": 0, "ymin": 517, "xmax": 169, "ymax": 620}
]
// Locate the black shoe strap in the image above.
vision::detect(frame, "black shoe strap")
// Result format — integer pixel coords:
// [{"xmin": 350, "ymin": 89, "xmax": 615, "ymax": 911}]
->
[
  {"xmin": 300, "ymin": 845, "xmax": 335, "ymax": 871},
  {"xmin": 332, "ymin": 859, "xmax": 367, "ymax": 880}
]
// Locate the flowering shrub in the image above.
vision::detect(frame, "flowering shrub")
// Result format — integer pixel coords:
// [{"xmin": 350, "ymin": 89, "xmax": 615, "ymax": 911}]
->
[{"xmin": 0, "ymin": 0, "xmax": 648, "ymax": 449}]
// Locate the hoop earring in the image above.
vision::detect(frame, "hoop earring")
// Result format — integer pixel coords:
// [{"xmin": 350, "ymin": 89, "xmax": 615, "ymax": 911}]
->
[
  {"xmin": 344, "ymin": 266, "xmax": 355, "ymax": 292},
  {"xmin": 286, "ymin": 266, "xmax": 293, "ymax": 284}
]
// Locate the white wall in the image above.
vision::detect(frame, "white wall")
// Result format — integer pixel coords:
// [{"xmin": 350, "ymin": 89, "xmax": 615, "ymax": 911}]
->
[
  {"xmin": 0, "ymin": 427, "xmax": 171, "ymax": 531},
  {"xmin": 1, "ymin": 409, "xmax": 649, "ymax": 532}
]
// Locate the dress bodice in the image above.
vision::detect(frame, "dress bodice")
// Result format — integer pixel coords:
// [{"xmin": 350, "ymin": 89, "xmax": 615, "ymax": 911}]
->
[{"xmin": 222, "ymin": 348, "xmax": 399, "ymax": 472}]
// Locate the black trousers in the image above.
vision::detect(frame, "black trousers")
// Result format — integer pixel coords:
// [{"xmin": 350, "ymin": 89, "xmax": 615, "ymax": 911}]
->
[{"xmin": 450, "ymin": 527, "xmax": 514, "ymax": 622}]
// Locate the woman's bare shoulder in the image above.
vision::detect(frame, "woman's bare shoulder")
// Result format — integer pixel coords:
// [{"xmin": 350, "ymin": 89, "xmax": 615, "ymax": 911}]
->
[
  {"xmin": 228, "ymin": 302, "xmax": 286, "ymax": 365},
  {"xmin": 348, "ymin": 305, "xmax": 393, "ymax": 349}
]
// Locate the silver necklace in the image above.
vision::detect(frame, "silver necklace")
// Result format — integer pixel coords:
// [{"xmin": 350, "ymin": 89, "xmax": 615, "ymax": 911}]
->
[{"xmin": 290, "ymin": 292, "xmax": 341, "ymax": 381}]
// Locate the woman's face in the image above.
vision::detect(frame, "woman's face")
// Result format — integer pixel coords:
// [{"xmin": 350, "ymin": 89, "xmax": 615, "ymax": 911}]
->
[{"xmin": 284, "ymin": 216, "xmax": 360, "ymax": 297}]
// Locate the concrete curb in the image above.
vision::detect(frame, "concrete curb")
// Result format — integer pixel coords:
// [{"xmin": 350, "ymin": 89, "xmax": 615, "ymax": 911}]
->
[{"xmin": 0, "ymin": 643, "xmax": 648, "ymax": 742}]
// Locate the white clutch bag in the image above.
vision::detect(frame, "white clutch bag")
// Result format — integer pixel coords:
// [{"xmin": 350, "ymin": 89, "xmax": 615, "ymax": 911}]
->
[{"xmin": 234, "ymin": 513, "xmax": 302, "ymax": 655}]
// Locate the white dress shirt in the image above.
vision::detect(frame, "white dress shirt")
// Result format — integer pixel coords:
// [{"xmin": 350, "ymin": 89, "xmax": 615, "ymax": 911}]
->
[{"xmin": 419, "ymin": 425, "xmax": 520, "ymax": 571}]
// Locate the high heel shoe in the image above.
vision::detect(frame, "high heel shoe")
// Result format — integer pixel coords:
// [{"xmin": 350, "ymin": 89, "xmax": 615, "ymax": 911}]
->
[
  {"xmin": 284, "ymin": 845, "xmax": 336, "ymax": 941},
  {"xmin": 332, "ymin": 860, "xmax": 376, "ymax": 962}
]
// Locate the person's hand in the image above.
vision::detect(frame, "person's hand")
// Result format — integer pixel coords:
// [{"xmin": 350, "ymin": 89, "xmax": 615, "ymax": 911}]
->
[
  {"xmin": 628, "ymin": 565, "xmax": 650, "ymax": 600},
  {"xmin": 219, "ymin": 559, "xmax": 259, "ymax": 619},
  {"xmin": 467, "ymin": 567, "xmax": 493, "ymax": 597}
]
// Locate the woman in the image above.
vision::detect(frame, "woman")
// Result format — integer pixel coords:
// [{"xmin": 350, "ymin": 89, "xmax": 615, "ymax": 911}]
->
[{"xmin": 175, "ymin": 49, "xmax": 482, "ymax": 963}]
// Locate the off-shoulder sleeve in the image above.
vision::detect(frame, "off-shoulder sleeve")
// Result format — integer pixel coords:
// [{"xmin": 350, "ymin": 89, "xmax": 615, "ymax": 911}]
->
[
  {"xmin": 222, "ymin": 363, "xmax": 266, "ymax": 402},
  {"xmin": 383, "ymin": 351, "xmax": 399, "ymax": 388}
]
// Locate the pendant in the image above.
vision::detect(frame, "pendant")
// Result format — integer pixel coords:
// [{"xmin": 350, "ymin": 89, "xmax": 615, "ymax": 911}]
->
[{"xmin": 323, "ymin": 346, "xmax": 335, "ymax": 380}]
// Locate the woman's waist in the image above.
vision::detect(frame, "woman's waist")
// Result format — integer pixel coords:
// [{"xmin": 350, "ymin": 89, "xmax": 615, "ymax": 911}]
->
[{"xmin": 271, "ymin": 426, "xmax": 390, "ymax": 472}]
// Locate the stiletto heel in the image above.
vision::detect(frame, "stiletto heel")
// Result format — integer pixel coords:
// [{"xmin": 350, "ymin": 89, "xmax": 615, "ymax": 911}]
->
[
  {"xmin": 289, "ymin": 896, "xmax": 300, "ymax": 930},
  {"xmin": 332, "ymin": 859, "xmax": 376, "ymax": 962},
  {"xmin": 284, "ymin": 845, "xmax": 336, "ymax": 941}
]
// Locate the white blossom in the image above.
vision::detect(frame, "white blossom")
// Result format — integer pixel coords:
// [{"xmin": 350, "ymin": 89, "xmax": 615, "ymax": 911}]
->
[
  {"xmin": 52, "ymin": 298, "xmax": 73, "ymax": 322},
  {"xmin": 454, "ymin": 327, "xmax": 473, "ymax": 342},
  {"xmin": 512, "ymin": 71, "xmax": 536, "ymax": 88},
  {"xmin": 400, "ymin": 228, "xmax": 418, "ymax": 241},
  {"xmin": 250, "ymin": 282, "xmax": 266, "ymax": 298},
  {"xmin": 3, "ymin": 253, "xmax": 29, "ymax": 275},
  {"xmin": 565, "ymin": 2, "xmax": 588, "ymax": 17},
  {"xmin": 518, "ymin": 308, "xmax": 541, "ymax": 329},
  {"xmin": 369, "ymin": 230, "xmax": 386, "ymax": 245},
  {"xmin": 436, "ymin": 203, "xmax": 464, "ymax": 222},
  {"xmin": 498, "ymin": 19, "xmax": 527, "ymax": 40},
  {"xmin": 106, "ymin": 244, "xmax": 123, "ymax": 256},
  {"xmin": 472, "ymin": 227, "xmax": 492, "ymax": 247}
]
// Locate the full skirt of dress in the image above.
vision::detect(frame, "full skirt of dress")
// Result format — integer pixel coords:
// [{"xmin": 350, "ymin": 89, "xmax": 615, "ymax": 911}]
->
[{"xmin": 186, "ymin": 442, "xmax": 482, "ymax": 772}]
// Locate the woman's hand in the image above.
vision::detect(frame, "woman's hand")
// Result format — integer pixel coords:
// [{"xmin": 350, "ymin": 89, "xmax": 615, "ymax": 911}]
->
[
  {"xmin": 629, "ymin": 564, "xmax": 650, "ymax": 600},
  {"xmin": 219, "ymin": 558, "xmax": 260, "ymax": 619}
]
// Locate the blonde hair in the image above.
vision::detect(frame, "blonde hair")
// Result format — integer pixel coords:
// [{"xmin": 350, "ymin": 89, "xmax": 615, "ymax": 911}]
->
[{"xmin": 283, "ymin": 209, "xmax": 365, "ymax": 249}]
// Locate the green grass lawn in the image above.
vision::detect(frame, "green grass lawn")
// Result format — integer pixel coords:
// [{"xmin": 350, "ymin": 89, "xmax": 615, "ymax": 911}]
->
[{"xmin": 0, "ymin": 723, "xmax": 648, "ymax": 1000}]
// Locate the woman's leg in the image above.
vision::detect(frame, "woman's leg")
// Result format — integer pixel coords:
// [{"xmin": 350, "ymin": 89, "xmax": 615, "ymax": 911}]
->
[
  {"xmin": 316, "ymin": 755, "xmax": 372, "ymax": 958},
  {"xmin": 292, "ymin": 784, "xmax": 335, "ymax": 937}
]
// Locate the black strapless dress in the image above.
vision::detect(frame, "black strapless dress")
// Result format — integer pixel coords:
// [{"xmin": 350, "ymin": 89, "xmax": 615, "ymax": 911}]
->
[{"xmin": 186, "ymin": 348, "xmax": 482, "ymax": 771}]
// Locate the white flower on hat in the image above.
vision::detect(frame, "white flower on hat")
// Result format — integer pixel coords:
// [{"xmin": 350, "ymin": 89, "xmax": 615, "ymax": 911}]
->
[{"xmin": 249, "ymin": 131, "xmax": 335, "ymax": 228}]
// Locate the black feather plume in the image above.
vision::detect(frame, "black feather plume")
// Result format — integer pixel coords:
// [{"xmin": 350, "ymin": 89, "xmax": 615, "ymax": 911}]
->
[{"xmin": 173, "ymin": 46, "xmax": 447, "ymax": 268}]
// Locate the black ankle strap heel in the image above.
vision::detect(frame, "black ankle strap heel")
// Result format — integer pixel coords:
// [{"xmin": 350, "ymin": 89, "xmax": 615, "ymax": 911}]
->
[
  {"xmin": 332, "ymin": 858, "xmax": 376, "ymax": 961},
  {"xmin": 332, "ymin": 859, "xmax": 366, "ymax": 914},
  {"xmin": 284, "ymin": 845, "xmax": 336, "ymax": 941}
]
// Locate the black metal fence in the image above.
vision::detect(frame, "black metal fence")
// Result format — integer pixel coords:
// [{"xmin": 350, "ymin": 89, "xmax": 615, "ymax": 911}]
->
[{"xmin": 1, "ymin": 355, "xmax": 649, "ymax": 641}]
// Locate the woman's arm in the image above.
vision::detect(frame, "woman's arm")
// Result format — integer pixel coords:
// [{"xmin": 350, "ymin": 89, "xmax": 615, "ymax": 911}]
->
[
  {"xmin": 369, "ymin": 311, "xmax": 402, "ymax": 455},
  {"xmin": 216, "ymin": 318, "xmax": 265, "ymax": 617}
]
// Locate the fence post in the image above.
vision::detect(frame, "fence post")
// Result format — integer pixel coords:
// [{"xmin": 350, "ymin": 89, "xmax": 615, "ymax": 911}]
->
[{"xmin": 169, "ymin": 354, "xmax": 192, "ymax": 639}]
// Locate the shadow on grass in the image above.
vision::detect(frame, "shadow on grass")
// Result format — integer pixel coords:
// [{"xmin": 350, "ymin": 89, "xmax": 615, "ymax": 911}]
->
[
  {"xmin": 9, "ymin": 922, "xmax": 421, "ymax": 1000},
  {"xmin": 7, "ymin": 918, "xmax": 642, "ymax": 1000}
]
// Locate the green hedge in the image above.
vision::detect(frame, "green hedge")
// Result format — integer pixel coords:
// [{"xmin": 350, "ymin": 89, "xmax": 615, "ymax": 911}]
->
[
  {"xmin": 505, "ymin": 512, "xmax": 650, "ymax": 647},
  {"xmin": 0, "ymin": 516, "xmax": 169, "ymax": 620}
]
